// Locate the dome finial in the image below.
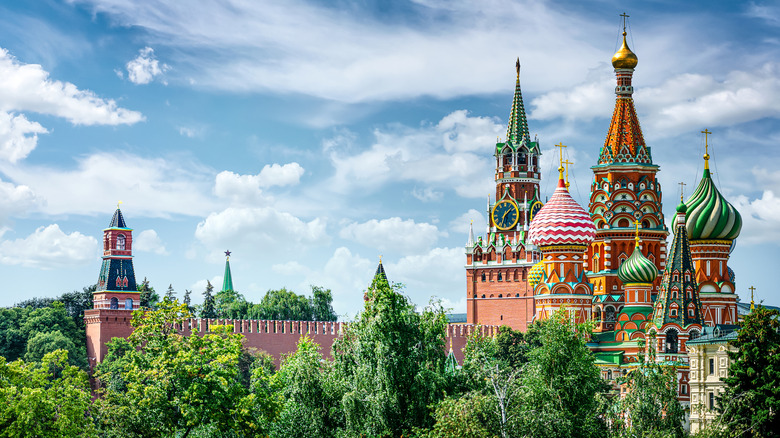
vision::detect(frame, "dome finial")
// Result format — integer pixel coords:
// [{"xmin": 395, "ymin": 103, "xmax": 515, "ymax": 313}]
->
[
  {"xmin": 634, "ymin": 219, "xmax": 640, "ymax": 245},
  {"xmin": 554, "ymin": 142, "xmax": 567, "ymax": 183},
  {"xmin": 612, "ymin": 13, "xmax": 638, "ymax": 69},
  {"xmin": 516, "ymin": 57, "xmax": 520, "ymax": 83},
  {"xmin": 701, "ymin": 128, "xmax": 712, "ymax": 170}
]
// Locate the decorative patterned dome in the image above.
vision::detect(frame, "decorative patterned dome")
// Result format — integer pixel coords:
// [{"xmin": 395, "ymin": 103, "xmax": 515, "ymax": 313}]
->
[
  {"xmin": 612, "ymin": 32, "xmax": 638, "ymax": 69},
  {"xmin": 618, "ymin": 245, "xmax": 657, "ymax": 284},
  {"xmin": 528, "ymin": 261, "xmax": 545, "ymax": 289},
  {"xmin": 528, "ymin": 176, "xmax": 596, "ymax": 247},
  {"xmin": 684, "ymin": 167, "xmax": 742, "ymax": 241}
]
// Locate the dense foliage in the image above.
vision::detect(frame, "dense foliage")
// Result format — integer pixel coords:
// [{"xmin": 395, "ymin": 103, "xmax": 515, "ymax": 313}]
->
[{"xmin": 201, "ymin": 285, "xmax": 338, "ymax": 322}]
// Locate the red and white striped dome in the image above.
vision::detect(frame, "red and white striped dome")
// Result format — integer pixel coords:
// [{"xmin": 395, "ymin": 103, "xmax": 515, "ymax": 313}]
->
[{"xmin": 528, "ymin": 177, "xmax": 596, "ymax": 247}]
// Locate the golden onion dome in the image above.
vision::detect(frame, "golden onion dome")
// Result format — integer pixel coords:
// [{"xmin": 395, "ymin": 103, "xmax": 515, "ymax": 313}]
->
[{"xmin": 611, "ymin": 32, "xmax": 638, "ymax": 69}]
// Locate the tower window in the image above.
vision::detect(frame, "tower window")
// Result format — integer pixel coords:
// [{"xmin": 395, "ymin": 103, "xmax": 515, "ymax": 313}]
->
[
  {"xmin": 709, "ymin": 392, "xmax": 715, "ymax": 410},
  {"xmin": 665, "ymin": 329, "xmax": 679, "ymax": 353},
  {"xmin": 709, "ymin": 358, "xmax": 714, "ymax": 375},
  {"xmin": 117, "ymin": 234, "xmax": 126, "ymax": 250},
  {"xmin": 110, "ymin": 297, "xmax": 119, "ymax": 309},
  {"xmin": 498, "ymin": 272, "xmax": 503, "ymax": 281},
  {"xmin": 481, "ymin": 273, "xmax": 486, "ymax": 282},
  {"xmin": 125, "ymin": 298, "xmax": 133, "ymax": 310}
]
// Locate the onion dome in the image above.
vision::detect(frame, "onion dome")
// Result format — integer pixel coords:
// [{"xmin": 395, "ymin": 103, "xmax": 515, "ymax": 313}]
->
[
  {"xmin": 618, "ymin": 246, "xmax": 657, "ymax": 284},
  {"xmin": 528, "ymin": 173, "xmax": 596, "ymax": 247},
  {"xmin": 611, "ymin": 32, "xmax": 638, "ymax": 69},
  {"xmin": 528, "ymin": 261, "xmax": 545, "ymax": 289},
  {"xmin": 684, "ymin": 163, "xmax": 742, "ymax": 241}
]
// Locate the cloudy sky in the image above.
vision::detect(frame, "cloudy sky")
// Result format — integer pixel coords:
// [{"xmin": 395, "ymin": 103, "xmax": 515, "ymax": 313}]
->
[{"xmin": 0, "ymin": 0, "xmax": 778, "ymax": 317}]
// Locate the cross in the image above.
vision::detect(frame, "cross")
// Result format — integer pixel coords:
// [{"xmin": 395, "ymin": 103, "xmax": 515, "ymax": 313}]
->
[
  {"xmin": 701, "ymin": 129, "xmax": 711, "ymax": 155},
  {"xmin": 678, "ymin": 181, "xmax": 686, "ymax": 202},
  {"xmin": 555, "ymin": 142, "xmax": 567, "ymax": 168},
  {"xmin": 749, "ymin": 286, "xmax": 756, "ymax": 310},
  {"xmin": 620, "ymin": 12, "xmax": 629, "ymax": 32}
]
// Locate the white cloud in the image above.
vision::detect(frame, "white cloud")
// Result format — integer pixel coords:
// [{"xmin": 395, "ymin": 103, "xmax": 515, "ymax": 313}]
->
[
  {"xmin": 194, "ymin": 207, "xmax": 328, "ymax": 258},
  {"xmin": 0, "ymin": 178, "xmax": 42, "ymax": 220},
  {"xmin": 327, "ymin": 110, "xmax": 498, "ymax": 198},
  {"xmin": 0, "ymin": 112, "xmax": 48, "ymax": 162},
  {"xmin": 178, "ymin": 125, "xmax": 205, "ymax": 138},
  {"xmin": 0, "ymin": 224, "xmax": 97, "ymax": 268},
  {"xmin": 733, "ymin": 191, "xmax": 780, "ymax": 245},
  {"xmin": 134, "ymin": 229, "xmax": 168, "ymax": 255},
  {"xmin": 449, "ymin": 209, "xmax": 486, "ymax": 239},
  {"xmin": 0, "ymin": 152, "xmax": 217, "ymax": 217},
  {"xmin": 339, "ymin": 217, "xmax": 441, "ymax": 254},
  {"xmin": 0, "ymin": 48, "xmax": 144, "ymax": 126},
  {"xmin": 411, "ymin": 187, "xmax": 443, "ymax": 202},
  {"xmin": 388, "ymin": 246, "xmax": 465, "ymax": 308},
  {"xmin": 214, "ymin": 162, "xmax": 304, "ymax": 205},
  {"xmin": 125, "ymin": 47, "xmax": 168, "ymax": 85}
]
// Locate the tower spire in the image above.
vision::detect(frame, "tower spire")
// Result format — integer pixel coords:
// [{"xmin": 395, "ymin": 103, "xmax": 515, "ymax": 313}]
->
[
  {"xmin": 222, "ymin": 250, "xmax": 234, "ymax": 292},
  {"xmin": 505, "ymin": 59, "xmax": 530, "ymax": 145}
]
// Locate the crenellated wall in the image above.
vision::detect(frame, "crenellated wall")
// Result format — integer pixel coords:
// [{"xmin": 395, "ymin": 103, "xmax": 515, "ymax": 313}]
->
[{"xmin": 86, "ymin": 310, "xmax": 501, "ymax": 369}]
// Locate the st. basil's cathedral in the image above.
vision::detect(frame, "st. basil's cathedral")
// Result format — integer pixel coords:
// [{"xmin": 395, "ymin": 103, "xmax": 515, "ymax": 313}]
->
[{"xmin": 464, "ymin": 25, "xmax": 743, "ymax": 403}]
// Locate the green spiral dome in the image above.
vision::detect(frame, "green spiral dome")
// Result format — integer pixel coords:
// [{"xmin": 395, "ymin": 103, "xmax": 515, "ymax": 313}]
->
[
  {"xmin": 528, "ymin": 261, "xmax": 545, "ymax": 289},
  {"xmin": 684, "ymin": 168, "xmax": 742, "ymax": 240},
  {"xmin": 618, "ymin": 245, "xmax": 658, "ymax": 284}
]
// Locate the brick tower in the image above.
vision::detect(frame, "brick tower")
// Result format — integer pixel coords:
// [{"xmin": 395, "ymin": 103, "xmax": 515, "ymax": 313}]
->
[
  {"xmin": 683, "ymin": 133, "xmax": 742, "ymax": 326},
  {"xmin": 85, "ymin": 207, "xmax": 139, "ymax": 367},
  {"xmin": 465, "ymin": 59, "xmax": 542, "ymax": 330},
  {"xmin": 586, "ymin": 24, "xmax": 668, "ymax": 332}
]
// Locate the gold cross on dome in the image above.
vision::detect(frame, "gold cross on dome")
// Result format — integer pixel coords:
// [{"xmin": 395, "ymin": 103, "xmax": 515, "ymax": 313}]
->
[
  {"xmin": 701, "ymin": 129, "xmax": 711, "ymax": 155},
  {"xmin": 749, "ymin": 285, "xmax": 756, "ymax": 310},
  {"xmin": 678, "ymin": 181, "xmax": 686, "ymax": 202},
  {"xmin": 620, "ymin": 12, "xmax": 629, "ymax": 32},
  {"xmin": 562, "ymin": 159, "xmax": 573, "ymax": 188}
]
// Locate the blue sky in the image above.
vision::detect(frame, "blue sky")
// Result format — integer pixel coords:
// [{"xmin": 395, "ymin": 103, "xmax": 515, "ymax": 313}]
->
[{"xmin": 0, "ymin": 0, "xmax": 778, "ymax": 318}]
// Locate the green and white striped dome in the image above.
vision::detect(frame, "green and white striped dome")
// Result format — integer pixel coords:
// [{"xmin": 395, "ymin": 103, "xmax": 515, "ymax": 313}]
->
[
  {"xmin": 528, "ymin": 261, "xmax": 545, "ymax": 289},
  {"xmin": 684, "ymin": 167, "xmax": 742, "ymax": 241},
  {"xmin": 618, "ymin": 245, "xmax": 657, "ymax": 284}
]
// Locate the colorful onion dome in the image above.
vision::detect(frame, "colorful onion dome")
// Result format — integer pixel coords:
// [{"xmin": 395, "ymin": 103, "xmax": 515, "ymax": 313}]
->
[
  {"xmin": 618, "ymin": 245, "xmax": 657, "ymax": 284},
  {"xmin": 528, "ymin": 261, "xmax": 545, "ymax": 289},
  {"xmin": 528, "ymin": 175, "xmax": 596, "ymax": 247},
  {"xmin": 612, "ymin": 32, "xmax": 638, "ymax": 69},
  {"xmin": 684, "ymin": 167, "xmax": 742, "ymax": 241}
]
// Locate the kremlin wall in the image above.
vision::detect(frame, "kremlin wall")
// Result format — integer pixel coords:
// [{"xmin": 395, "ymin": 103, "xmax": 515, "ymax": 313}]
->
[{"xmin": 86, "ymin": 22, "xmax": 746, "ymax": 424}]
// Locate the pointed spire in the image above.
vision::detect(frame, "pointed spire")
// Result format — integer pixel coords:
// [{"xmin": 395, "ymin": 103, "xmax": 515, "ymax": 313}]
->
[
  {"xmin": 109, "ymin": 208, "xmax": 127, "ymax": 228},
  {"xmin": 374, "ymin": 256, "xmax": 387, "ymax": 283},
  {"xmin": 222, "ymin": 250, "xmax": 234, "ymax": 292},
  {"xmin": 505, "ymin": 58, "xmax": 530, "ymax": 146},
  {"xmin": 467, "ymin": 220, "xmax": 475, "ymax": 247}
]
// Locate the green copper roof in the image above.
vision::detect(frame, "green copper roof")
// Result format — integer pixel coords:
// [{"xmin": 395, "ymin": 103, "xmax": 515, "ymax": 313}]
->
[
  {"xmin": 505, "ymin": 67, "xmax": 530, "ymax": 146},
  {"xmin": 617, "ymin": 244, "xmax": 658, "ymax": 284},
  {"xmin": 445, "ymin": 347, "xmax": 459, "ymax": 375},
  {"xmin": 222, "ymin": 257, "xmax": 234, "ymax": 292},
  {"xmin": 684, "ymin": 167, "xmax": 742, "ymax": 240}
]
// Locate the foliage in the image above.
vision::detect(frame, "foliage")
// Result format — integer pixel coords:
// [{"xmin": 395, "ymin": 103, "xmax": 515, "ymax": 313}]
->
[
  {"xmin": 0, "ymin": 350, "xmax": 96, "ymax": 437},
  {"xmin": 332, "ymin": 276, "xmax": 448, "ymax": 437},
  {"xmin": 14, "ymin": 285, "xmax": 95, "ymax": 331},
  {"xmin": 715, "ymin": 305, "xmax": 780, "ymax": 437},
  {"xmin": 200, "ymin": 280, "xmax": 217, "ymax": 319},
  {"xmin": 610, "ymin": 343, "xmax": 685, "ymax": 437},
  {"xmin": 418, "ymin": 392, "xmax": 498, "ymax": 438},
  {"xmin": 183, "ymin": 289, "xmax": 194, "ymax": 314},
  {"xmin": 137, "ymin": 277, "xmax": 159, "ymax": 310},
  {"xmin": 310, "ymin": 286, "xmax": 338, "ymax": 321},
  {"xmin": 164, "ymin": 283, "xmax": 176, "ymax": 301},
  {"xmin": 271, "ymin": 336, "xmax": 343, "ymax": 438},
  {"xmin": 96, "ymin": 299, "xmax": 277, "ymax": 437}
]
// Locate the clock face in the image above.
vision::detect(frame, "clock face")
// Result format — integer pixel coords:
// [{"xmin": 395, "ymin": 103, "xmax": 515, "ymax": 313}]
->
[
  {"xmin": 529, "ymin": 201, "xmax": 544, "ymax": 222},
  {"xmin": 492, "ymin": 200, "xmax": 520, "ymax": 230}
]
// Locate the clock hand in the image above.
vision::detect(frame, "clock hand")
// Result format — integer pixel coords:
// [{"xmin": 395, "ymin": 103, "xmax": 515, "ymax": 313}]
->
[{"xmin": 502, "ymin": 210, "xmax": 509, "ymax": 222}]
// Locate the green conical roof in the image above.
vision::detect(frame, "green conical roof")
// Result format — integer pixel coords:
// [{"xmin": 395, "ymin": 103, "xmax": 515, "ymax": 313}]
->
[
  {"xmin": 505, "ymin": 60, "xmax": 530, "ymax": 146},
  {"xmin": 222, "ymin": 251, "xmax": 234, "ymax": 292},
  {"xmin": 445, "ymin": 347, "xmax": 459, "ymax": 375},
  {"xmin": 618, "ymin": 244, "xmax": 657, "ymax": 284},
  {"xmin": 684, "ymin": 166, "xmax": 741, "ymax": 241}
]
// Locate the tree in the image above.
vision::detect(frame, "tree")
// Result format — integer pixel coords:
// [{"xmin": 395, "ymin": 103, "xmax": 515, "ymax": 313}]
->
[
  {"xmin": 610, "ymin": 342, "xmax": 685, "ymax": 437},
  {"xmin": 138, "ymin": 277, "xmax": 159, "ymax": 310},
  {"xmin": 164, "ymin": 284, "xmax": 176, "ymax": 301},
  {"xmin": 213, "ymin": 288, "xmax": 250, "ymax": 319},
  {"xmin": 183, "ymin": 289, "xmax": 193, "ymax": 314},
  {"xmin": 96, "ymin": 299, "xmax": 271, "ymax": 437},
  {"xmin": 0, "ymin": 350, "xmax": 96, "ymax": 437},
  {"xmin": 310, "ymin": 286, "xmax": 338, "ymax": 321},
  {"xmin": 716, "ymin": 305, "xmax": 780, "ymax": 437},
  {"xmin": 420, "ymin": 392, "xmax": 497, "ymax": 438},
  {"xmin": 513, "ymin": 312, "xmax": 609, "ymax": 438},
  {"xmin": 271, "ymin": 336, "xmax": 343, "ymax": 438},
  {"xmin": 200, "ymin": 280, "xmax": 217, "ymax": 319},
  {"xmin": 332, "ymin": 276, "xmax": 448, "ymax": 437},
  {"xmin": 253, "ymin": 288, "xmax": 312, "ymax": 321}
]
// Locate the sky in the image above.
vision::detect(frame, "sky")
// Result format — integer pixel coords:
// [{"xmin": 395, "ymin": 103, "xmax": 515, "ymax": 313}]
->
[{"xmin": 0, "ymin": 0, "xmax": 778, "ymax": 318}]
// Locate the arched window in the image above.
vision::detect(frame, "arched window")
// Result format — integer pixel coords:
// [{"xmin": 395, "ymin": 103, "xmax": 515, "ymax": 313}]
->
[
  {"xmin": 125, "ymin": 298, "xmax": 133, "ymax": 310},
  {"xmin": 110, "ymin": 297, "xmax": 119, "ymax": 309},
  {"xmin": 117, "ymin": 234, "xmax": 126, "ymax": 250},
  {"xmin": 689, "ymin": 329, "xmax": 700, "ymax": 340},
  {"xmin": 665, "ymin": 329, "xmax": 678, "ymax": 353},
  {"xmin": 607, "ymin": 370, "xmax": 613, "ymax": 380},
  {"xmin": 605, "ymin": 307, "xmax": 615, "ymax": 321},
  {"xmin": 481, "ymin": 273, "xmax": 486, "ymax": 282},
  {"xmin": 595, "ymin": 307, "xmax": 602, "ymax": 321},
  {"xmin": 498, "ymin": 272, "xmax": 503, "ymax": 281}
]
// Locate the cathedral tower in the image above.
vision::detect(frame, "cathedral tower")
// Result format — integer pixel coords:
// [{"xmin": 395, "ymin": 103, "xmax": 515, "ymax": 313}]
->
[
  {"xmin": 684, "ymin": 133, "xmax": 742, "ymax": 326},
  {"xmin": 586, "ymin": 23, "xmax": 668, "ymax": 331},
  {"xmin": 528, "ymin": 166, "xmax": 596, "ymax": 323},
  {"xmin": 465, "ymin": 60, "xmax": 541, "ymax": 330},
  {"xmin": 85, "ymin": 207, "xmax": 139, "ymax": 368}
]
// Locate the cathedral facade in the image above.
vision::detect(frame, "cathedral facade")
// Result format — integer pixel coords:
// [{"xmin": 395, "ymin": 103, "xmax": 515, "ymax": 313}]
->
[{"xmin": 465, "ymin": 25, "xmax": 743, "ymax": 404}]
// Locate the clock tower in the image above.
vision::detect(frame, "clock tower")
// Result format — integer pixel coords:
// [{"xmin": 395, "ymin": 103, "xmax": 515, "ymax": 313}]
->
[{"xmin": 465, "ymin": 60, "xmax": 542, "ymax": 331}]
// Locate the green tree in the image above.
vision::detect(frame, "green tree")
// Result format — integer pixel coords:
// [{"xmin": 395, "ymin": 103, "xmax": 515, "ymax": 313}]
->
[
  {"xmin": 19, "ymin": 302, "xmax": 86, "ymax": 368},
  {"xmin": 138, "ymin": 277, "xmax": 159, "ymax": 310},
  {"xmin": 164, "ymin": 283, "xmax": 176, "ymax": 301},
  {"xmin": 610, "ymin": 343, "xmax": 685, "ymax": 437},
  {"xmin": 716, "ymin": 305, "xmax": 780, "ymax": 437},
  {"xmin": 420, "ymin": 392, "xmax": 497, "ymax": 438},
  {"xmin": 0, "ymin": 350, "xmax": 96, "ymax": 437},
  {"xmin": 200, "ymin": 280, "xmax": 217, "ymax": 319},
  {"xmin": 214, "ymin": 288, "xmax": 250, "ymax": 319},
  {"xmin": 253, "ymin": 288, "xmax": 312, "ymax": 321},
  {"xmin": 310, "ymin": 286, "xmax": 338, "ymax": 321},
  {"xmin": 24, "ymin": 330, "xmax": 78, "ymax": 364},
  {"xmin": 96, "ymin": 299, "xmax": 273, "ymax": 437},
  {"xmin": 271, "ymin": 336, "xmax": 343, "ymax": 438},
  {"xmin": 514, "ymin": 312, "xmax": 609, "ymax": 438},
  {"xmin": 183, "ymin": 289, "xmax": 194, "ymax": 314},
  {"xmin": 0, "ymin": 307, "xmax": 28, "ymax": 362},
  {"xmin": 332, "ymin": 277, "xmax": 448, "ymax": 437}
]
